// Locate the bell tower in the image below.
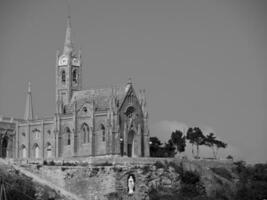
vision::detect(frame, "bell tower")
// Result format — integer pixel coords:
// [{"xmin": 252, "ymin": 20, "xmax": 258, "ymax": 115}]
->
[{"xmin": 56, "ymin": 14, "xmax": 82, "ymax": 113}]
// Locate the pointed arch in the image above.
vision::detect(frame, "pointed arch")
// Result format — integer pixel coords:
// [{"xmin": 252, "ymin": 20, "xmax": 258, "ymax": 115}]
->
[
  {"xmin": 65, "ymin": 127, "xmax": 71, "ymax": 145},
  {"xmin": 61, "ymin": 70, "xmax": 66, "ymax": 83},
  {"xmin": 81, "ymin": 123, "xmax": 90, "ymax": 144},
  {"xmin": 1, "ymin": 135, "xmax": 8, "ymax": 158},
  {"xmin": 127, "ymin": 130, "xmax": 135, "ymax": 157},
  {"xmin": 46, "ymin": 142, "xmax": 52, "ymax": 158},
  {"xmin": 100, "ymin": 124, "xmax": 106, "ymax": 142},
  {"xmin": 32, "ymin": 143, "xmax": 40, "ymax": 159},
  {"xmin": 21, "ymin": 144, "xmax": 27, "ymax": 158},
  {"xmin": 72, "ymin": 68, "xmax": 78, "ymax": 83},
  {"xmin": 58, "ymin": 129, "xmax": 63, "ymax": 157}
]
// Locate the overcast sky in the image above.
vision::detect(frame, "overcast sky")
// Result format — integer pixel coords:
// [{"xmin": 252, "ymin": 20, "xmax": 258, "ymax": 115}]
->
[{"xmin": 0, "ymin": 0, "xmax": 266, "ymax": 163}]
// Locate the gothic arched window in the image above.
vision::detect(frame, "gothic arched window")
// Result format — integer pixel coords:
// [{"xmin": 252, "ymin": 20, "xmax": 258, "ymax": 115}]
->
[
  {"xmin": 46, "ymin": 142, "xmax": 52, "ymax": 158},
  {"xmin": 63, "ymin": 105, "xmax": 67, "ymax": 114},
  {"xmin": 125, "ymin": 106, "xmax": 135, "ymax": 118},
  {"xmin": 81, "ymin": 123, "xmax": 90, "ymax": 143},
  {"xmin": 72, "ymin": 69, "xmax": 78, "ymax": 83},
  {"xmin": 33, "ymin": 143, "xmax": 39, "ymax": 159},
  {"xmin": 65, "ymin": 127, "xmax": 71, "ymax": 145},
  {"xmin": 100, "ymin": 124, "xmax": 105, "ymax": 142},
  {"xmin": 61, "ymin": 70, "xmax": 66, "ymax": 83}
]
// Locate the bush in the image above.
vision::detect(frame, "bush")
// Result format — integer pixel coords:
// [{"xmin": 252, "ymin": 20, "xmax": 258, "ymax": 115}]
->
[
  {"xmin": 181, "ymin": 171, "xmax": 200, "ymax": 184},
  {"xmin": 89, "ymin": 168, "xmax": 99, "ymax": 177},
  {"xmin": 167, "ymin": 161, "xmax": 183, "ymax": 174},
  {"xmin": 180, "ymin": 183, "xmax": 200, "ymax": 198},
  {"xmin": 36, "ymin": 164, "xmax": 42, "ymax": 170},
  {"xmin": 234, "ymin": 163, "xmax": 267, "ymax": 200},
  {"xmin": 49, "ymin": 160, "xmax": 55, "ymax": 166},
  {"xmin": 142, "ymin": 165, "xmax": 150, "ymax": 174},
  {"xmin": 106, "ymin": 192, "xmax": 120, "ymax": 200},
  {"xmin": 154, "ymin": 161, "xmax": 165, "ymax": 169},
  {"xmin": 149, "ymin": 186, "xmax": 180, "ymax": 200},
  {"xmin": 113, "ymin": 166, "xmax": 123, "ymax": 172}
]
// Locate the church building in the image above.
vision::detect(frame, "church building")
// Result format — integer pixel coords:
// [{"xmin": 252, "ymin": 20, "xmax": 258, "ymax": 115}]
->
[{"xmin": 0, "ymin": 15, "xmax": 150, "ymax": 160}]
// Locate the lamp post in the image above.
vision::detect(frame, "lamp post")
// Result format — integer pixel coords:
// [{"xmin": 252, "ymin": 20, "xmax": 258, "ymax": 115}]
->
[{"xmin": 120, "ymin": 137, "xmax": 123, "ymax": 156}]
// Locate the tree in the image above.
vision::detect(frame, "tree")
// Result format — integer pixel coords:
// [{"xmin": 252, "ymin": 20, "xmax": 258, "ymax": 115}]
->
[
  {"xmin": 226, "ymin": 155, "xmax": 233, "ymax": 160},
  {"xmin": 204, "ymin": 133, "xmax": 217, "ymax": 159},
  {"xmin": 163, "ymin": 140, "xmax": 176, "ymax": 157},
  {"xmin": 149, "ymin": 136, "xmax": 176, "ymax": 158},
  {"xmin": 213, "ymin": 139, "xmax": 227, "ymax": 159},
  {"xmin": 186, "ymin": 127, "xmax": 195, "ymax": 157},
  {"xmin": 149, "ymin": 137, "xmax": 163, "ymax": 157},
  {"xmin": 186, "ymin": 127, "xmax": 205, "ymax": 158},
  {"xmin": 170, "ymin": 130, "xmax": 186, "ymax": 154},
  {"xmin": 204, "ymin": 132, "xmax": 227, "ymax": 159}
]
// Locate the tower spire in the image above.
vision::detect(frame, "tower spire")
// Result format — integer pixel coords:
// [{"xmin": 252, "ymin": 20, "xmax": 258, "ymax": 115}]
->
[
  {"xmin": 24, "ymin": 81, "xmax": 33, "ymax": 121},
  {"xmin": 63, "ymin": 1, "xmax": 73, "ymax": 55}
]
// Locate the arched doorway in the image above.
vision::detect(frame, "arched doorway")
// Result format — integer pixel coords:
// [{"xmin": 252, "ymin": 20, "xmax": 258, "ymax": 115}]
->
[
  {"xmin": 21, "ymin": 145, "xmax": 27, "ymax": 159},
  {"xmin": 127, "ymin": 130, "xmax": 135, "ymax": 157},
  {"xmin": 33, "ymin": 144, "xmax": 40, "ymax": 159},
  {"xmin": 1, "ymin": 135, "xmax": 8, "ymax": 158},
  {"xmin": 46, "ymin": 142, "xmax": 52, "ymax": 158}
]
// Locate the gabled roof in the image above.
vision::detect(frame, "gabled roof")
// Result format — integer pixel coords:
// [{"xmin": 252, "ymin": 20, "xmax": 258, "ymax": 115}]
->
[{"xmin": 68, "ymin": 85, "xmax": 128, "ymax": 112}]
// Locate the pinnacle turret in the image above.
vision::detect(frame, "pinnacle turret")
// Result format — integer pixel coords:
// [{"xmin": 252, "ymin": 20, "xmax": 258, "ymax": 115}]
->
[{"xmin": 24, "ymin": 81, "xmax": 33, "ymax": 120}]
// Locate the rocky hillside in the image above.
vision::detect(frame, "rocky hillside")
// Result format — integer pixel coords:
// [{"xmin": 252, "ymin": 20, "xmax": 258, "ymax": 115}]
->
[
  {"xmin": 2, "ymin": 157, "xmax": 265, "ymax": 200},
  {"xmin": 14, "ymin": 158, "xmax": 240, "ymax": 200}
]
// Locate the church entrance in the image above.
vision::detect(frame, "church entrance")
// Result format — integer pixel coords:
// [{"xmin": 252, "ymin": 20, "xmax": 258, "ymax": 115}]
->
[
  {"xmin": 21, "ymin": 145, "xmax": 27, "ymax": 159},
  {"xmin": 33, "ymin": 144, "xmax": 40, "ymax": 159},
  {"xmin": 127, "ymin": 130, "xmax": 135, "ymax": 157},
  {"xmin": 1, "ymin": 135, "xmax": 8, "ymax": 158}
]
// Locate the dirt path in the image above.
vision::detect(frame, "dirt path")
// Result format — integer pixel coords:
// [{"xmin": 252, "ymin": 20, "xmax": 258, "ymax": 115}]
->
[{"xmin": 0, "ymin": 158, "xmax": 83, "ymax": 200}]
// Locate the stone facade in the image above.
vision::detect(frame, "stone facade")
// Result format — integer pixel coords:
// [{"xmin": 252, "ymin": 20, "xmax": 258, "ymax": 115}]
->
[{"xmin": 0, "ymin": 15, "xmax": 150, "ymax": 161}]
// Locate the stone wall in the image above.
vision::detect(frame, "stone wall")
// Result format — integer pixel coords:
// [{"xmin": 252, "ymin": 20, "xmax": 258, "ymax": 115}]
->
[{"xmin": 18, "ymin": 157, "xmax": 235, "ymax": 200}]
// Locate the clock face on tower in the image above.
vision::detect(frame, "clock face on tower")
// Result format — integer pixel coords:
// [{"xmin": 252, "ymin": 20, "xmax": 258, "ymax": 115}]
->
[
  {"xmin": 59, "ymin": 56, "xmax": 68, "ymax": 66},
  {"xmin": 72, "ymin": 58, "xmax": 80, "ymax": 66}
]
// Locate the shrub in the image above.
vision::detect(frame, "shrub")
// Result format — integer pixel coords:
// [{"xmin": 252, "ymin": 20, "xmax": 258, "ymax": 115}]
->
[
  {"xmin": 36, "ymin": 164, "xmax": 42, "ymax": 170},
  {"xmin": 167, "ymin": 161, "xmax": 183, "ymax": 174},
  {"xmin": 180, "ymin": 183, "xmax": 200, "ymax": 198},
  {"xmin": 149, "ymin": 186, "xmax": 180, "ymax": 200},
  {"xmin": 89, "ymin": 168, "xmax": 99, "ymax": 177},
  {"xmin": 49, "ymin": 160, "xmax": 55, "ymax": 166},
  {"xmin": 113, "ymin": 166, "xmax": 123, "ymax": 172},
  {"xmin": 106, "ymin": 192, "xmax": 120, "ymax": 200},
  {"xmin": 142, "ymin": 165, "xmax": 150, "ymax": 174},
  {"xmin": 154, "ymin": 161, "xmax": 165, "ymax": 169},
  {"xmin": 181, "ymin": 171, "xmax": 200, "ymax": 184}
]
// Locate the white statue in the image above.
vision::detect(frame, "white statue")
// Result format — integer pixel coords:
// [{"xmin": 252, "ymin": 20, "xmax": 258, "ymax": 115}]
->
[{"xmin": 127, "ymin": 174, "xmax": 135, "ymax": 195}]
